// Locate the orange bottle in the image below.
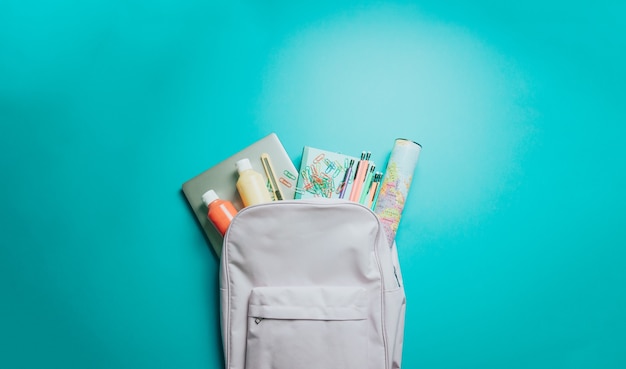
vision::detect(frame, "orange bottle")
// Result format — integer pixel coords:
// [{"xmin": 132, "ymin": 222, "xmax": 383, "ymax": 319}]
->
[{"xmin": 201, "ymin": 189, "xmax": 238, "ymax": 236}]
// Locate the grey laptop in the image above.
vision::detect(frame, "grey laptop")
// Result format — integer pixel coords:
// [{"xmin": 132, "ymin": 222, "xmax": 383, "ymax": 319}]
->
[{"xmin": 182, "ymin": 133, "xmax": 298, "ymax": 256}]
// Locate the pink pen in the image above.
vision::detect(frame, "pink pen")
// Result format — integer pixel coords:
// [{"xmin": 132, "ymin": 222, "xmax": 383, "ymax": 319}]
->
[{"xmin": 349, "ymin": 152, "xmax": 370, "ymax": 202}]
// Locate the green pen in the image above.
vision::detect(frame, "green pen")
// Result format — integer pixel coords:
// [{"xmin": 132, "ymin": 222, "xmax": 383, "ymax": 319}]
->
[
  {"xmin": 370, "ymin": 172, "xmax": 383, "ymax": 210},
  {"xmin": 359, "ymin": 164, "xmax": 376, "ymax": 205}
]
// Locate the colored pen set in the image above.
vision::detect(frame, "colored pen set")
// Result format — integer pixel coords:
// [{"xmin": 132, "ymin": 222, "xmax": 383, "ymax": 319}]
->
[{"xmin": 335, "ymin": 151, "xmax": 383, "ymax": 209}]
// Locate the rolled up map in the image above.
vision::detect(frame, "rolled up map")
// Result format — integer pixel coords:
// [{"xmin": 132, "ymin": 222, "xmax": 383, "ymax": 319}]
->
[{"xmin": 374, "ymin": 138, "xmax": 422, "ymax": 247}]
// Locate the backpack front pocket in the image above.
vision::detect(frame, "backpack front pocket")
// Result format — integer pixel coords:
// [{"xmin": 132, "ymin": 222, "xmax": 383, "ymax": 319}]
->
[{"xmin": 245, "ymin": 286, "xmax": 368, "ymax": 369}]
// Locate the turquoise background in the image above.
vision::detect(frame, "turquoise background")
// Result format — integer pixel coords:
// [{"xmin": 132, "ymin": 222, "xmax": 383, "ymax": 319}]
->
[{"xmin": 1, "ymin": 1, "xmax": 625, "ymax": 368}]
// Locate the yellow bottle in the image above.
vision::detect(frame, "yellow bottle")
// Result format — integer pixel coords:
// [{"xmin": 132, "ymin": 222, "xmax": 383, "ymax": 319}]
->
[{"xmin": 236, "ymin": 158, "xmax": 272, "ymax": 207}]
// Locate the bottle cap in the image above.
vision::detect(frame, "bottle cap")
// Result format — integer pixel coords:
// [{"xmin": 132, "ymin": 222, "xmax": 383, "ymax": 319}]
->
[
  {"xmin": 236, "ymin": 158, "xmax": 252, "ymax": 174},
  {"xmin": 201, "ymin": 189, "xmax": 219, "ymax": 206}
]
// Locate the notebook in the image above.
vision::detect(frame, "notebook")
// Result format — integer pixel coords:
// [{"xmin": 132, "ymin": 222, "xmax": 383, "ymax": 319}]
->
[
  {"xmin": 294, "ymin": 146, "xmax": 359, "ymax": 199},
  {"xmin": 182, "ymin": 133, "xmax": 298, "ymax": 256}
]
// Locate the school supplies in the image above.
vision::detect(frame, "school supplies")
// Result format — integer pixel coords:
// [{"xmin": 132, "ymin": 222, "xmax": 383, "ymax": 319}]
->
[
  {"xmin": 374, "ymin": 138, "xmax": 422, "ymax": 246},
  {"xmin": 220, "ymin": 199, "xmax": 406, "ymax": 369},
  {"xmin": 294, "ymin": 146, "xmax": 359, "ymax": 199},
  {"xmin": 181, "ymin": 133, "xmax": 298, "ymax": 255}
]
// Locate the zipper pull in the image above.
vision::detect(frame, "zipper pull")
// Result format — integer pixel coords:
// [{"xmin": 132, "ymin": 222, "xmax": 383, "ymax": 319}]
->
[
  {"xmin": 393, "ymin": 266, "xmax": 401, "ymax": 287},
  {"xmin": 254, "ymin": 317, "xmax": 264, "ymax": 325}
]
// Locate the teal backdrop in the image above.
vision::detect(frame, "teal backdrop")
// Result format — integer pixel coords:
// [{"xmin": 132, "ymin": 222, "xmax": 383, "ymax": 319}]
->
[{"xmin": 1, "ymin": 1, "xmax": 625, "ymax": 368}]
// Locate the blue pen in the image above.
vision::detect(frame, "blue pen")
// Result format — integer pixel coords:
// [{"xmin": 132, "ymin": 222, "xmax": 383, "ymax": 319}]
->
[{"xmin": 338, "ymin": 159, "xmax": 354, "ymax": 199}]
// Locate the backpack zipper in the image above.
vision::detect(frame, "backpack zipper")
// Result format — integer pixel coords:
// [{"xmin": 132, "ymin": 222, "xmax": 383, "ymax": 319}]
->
[{"xmin": 393, "ymin": 265, "xmax": 401, "ymax": 288}]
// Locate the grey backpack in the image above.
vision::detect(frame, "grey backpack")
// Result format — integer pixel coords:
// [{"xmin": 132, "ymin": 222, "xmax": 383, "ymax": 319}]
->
[{"xmin": 220, "ymin": 199, "xmax": 406, "ymax": 369}]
